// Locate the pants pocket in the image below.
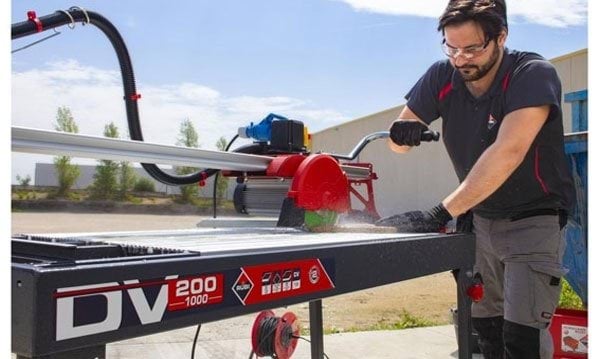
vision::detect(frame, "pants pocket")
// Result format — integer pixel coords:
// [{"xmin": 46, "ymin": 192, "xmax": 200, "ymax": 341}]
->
[{"xmin": 528, "ymin": 262, "xmax": 567, "ymax": 328}]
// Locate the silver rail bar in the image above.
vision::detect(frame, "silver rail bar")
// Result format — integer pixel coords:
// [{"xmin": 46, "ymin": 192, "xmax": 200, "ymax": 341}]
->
[
  {"xmin": 341, "ymin": 165, "xmax": 371, "ymax": 179},
  {"xmin": 12, "ymin": 126, "xmax": 373, "ymax": 178},
  {"xmin": 12, "ymin": 126, "xmax": 272, "ymax": 171}
]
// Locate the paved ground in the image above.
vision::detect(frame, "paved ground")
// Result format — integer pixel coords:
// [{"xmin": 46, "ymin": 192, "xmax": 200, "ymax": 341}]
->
[{"xmin": 107, "ymin": 319, "xmax": 482, "ymax": 358}]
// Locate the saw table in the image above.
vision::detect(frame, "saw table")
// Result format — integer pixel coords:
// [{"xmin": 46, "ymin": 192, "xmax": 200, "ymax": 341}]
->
[
  {"xmin": 12, "ymin": 227, "xmax": 475, "ymax": 359},
  {"xmin": 11, "ymin": 9, "xmax": 474, "ymax": 358}
]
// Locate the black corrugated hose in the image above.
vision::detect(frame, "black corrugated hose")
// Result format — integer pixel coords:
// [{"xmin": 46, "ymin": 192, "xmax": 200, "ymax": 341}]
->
[
  {"xmin": 212, "ymin": 134, "xmax": 239, "ymax": 218},
  {"xmin": 12, "ymin": 8, "xmax": 261, "ymax": 186}
]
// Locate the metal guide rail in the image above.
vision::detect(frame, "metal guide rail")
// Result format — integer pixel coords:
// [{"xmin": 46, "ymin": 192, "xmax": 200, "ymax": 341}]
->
[
  {"xmin": 12, "ymin": 126, "xmax": 373, "ymax": 179},
  {"xmin": 12, "ymin": 229, "xmax": 476, "ymax": 359}
]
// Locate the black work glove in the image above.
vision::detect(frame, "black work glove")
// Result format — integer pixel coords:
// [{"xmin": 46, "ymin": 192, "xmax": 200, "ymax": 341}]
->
[
  {"xmin": 389, "ymin": 120, "xmax": 428, "ymax": 147},
  {"xmin": 455, "ymin": 210, "xmax": 474, "ymax": 233},
  {"xmin": 375, "ymin": 203, "xmax": 452, "ymax": 233}
]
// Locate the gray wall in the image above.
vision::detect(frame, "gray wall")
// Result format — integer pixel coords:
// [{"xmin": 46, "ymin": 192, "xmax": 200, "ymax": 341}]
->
[
  {"xmin": 311, "ymin": 49, "xmax": 588, "ymax": 217},
  {"xmin": 34, "ymin": 163, "xmax": 235, "ymax": 199}
]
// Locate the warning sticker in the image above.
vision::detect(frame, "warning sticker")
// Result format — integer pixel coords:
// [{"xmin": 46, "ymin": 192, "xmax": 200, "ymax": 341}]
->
[
  {"xmin": 562, "ymin": 324, "xmax": 588, "ymax": 354},
  {"xmin": 232, "ymin": 258, "xmax": 334, "ymax": 305}
]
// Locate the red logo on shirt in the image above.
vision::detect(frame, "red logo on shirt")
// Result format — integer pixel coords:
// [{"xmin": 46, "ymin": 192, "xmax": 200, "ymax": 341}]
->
[{"xmin": 487, "ymin": 114, "xmax": 497, "ymax": 130}]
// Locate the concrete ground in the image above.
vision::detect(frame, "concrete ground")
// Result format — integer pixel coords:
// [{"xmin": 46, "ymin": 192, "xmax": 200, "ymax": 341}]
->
[
  {"xmin": 11, "ymin": 315, "xmax": 483, "ymax": 358},
  {"xmin": 107, "ymin": 315, "xmax": 483, "ymax": 359}
]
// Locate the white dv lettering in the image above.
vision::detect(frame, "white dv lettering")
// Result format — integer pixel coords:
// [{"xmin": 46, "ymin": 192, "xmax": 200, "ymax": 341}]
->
[
  {"xmin": 123, "ymin": 278, "xmax": 172, "ymax": 324},
  {"xmin": 56, "ymin": 275, "xmax": 177, "ymax": 340},
  {"xmin": 56, "ymin": 282, "xmax": 122, "ymax": 341}
]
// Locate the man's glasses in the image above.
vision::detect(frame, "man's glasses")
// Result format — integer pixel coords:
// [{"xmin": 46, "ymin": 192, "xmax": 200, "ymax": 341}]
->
[{"xmin": 441, "ymin": 38, "xmax": 491, "ymax": 60}]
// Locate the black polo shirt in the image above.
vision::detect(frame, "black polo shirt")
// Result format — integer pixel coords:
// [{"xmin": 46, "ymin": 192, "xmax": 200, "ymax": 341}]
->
[{"xmin": 405, "ymin": 48, "xmax": 575, "ymax": 218}]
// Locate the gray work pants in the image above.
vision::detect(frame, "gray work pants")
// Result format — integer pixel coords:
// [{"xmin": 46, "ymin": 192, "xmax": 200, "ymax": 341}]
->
[{"xmin": 472, "ymin": 214, "xmax": 567, "ymax": 358}]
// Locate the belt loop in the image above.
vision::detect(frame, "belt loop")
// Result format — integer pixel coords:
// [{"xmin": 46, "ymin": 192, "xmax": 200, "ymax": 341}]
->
[{"xmin": 559, "ymin": 210, "xmax": 568, "ymax": 230}]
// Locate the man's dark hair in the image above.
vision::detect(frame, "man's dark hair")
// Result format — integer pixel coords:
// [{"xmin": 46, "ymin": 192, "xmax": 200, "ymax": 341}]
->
[{"xmin": 438, "ymin": 0, "xmax": 508, "ymax": 41}]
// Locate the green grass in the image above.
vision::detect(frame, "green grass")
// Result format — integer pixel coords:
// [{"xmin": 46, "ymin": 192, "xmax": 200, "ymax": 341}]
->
[
  {"xmin": 46, "ymin": 190, "xmax": 82, "ymax": 201},
  {"xmin": 299, "ymin": 284, "xmax": 585, "ymax": 337},
  {"xmin": 14, "ymin": 188, "xmax": 235, "ymax": 209},
  {"xmin": 15, "ymin": 190, "xmax": 36, "ymax": 200},
  {"xmin": 190, "ymin": 197, "xmax": 234, "ymax": 209},
  {"xmin": 301, "ymin": 310, "xmax": 438, "ymax": 336},
  {"xmin": 365, "ymin": 310, "xmax": 438, "ymax": 331},
  {"xmin": 559, "ymin": 278, "xmax": 585, "ymax": 310},
  {"xmin": 126, "ymin": 196, "xmax": 143, "ymax": 204}
]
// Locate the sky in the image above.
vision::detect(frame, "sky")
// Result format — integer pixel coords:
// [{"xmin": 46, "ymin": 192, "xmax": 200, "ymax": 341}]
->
[{"xmin": 10, "ymin": 0, "xmax": 588, "ymax": 183}]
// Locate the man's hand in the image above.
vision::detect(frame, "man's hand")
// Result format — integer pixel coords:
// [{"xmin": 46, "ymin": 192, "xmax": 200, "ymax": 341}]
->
[
  {"xmin": 375, "ymin": 203, "xmax": 452, "ymax": 233},
  {"xmin": 389, "ymin": 120, "xmax": 428, "ymax": 147}
]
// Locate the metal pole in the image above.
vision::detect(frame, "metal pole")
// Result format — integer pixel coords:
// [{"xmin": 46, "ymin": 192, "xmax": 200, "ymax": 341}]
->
[
  {"xmin": 12, "ymin": 126, "xmax": 372, "ymax": 179},
  {"xmin": 456, "ymin": 268, "xmax": 474, "ymax": 359},
  {"xmin": 12, "ymin": 126, "xmax": 272, "ymax": 172},
  {"xmin": 309, "ymin": 300, "xmax": 325, "ymax": 359}
]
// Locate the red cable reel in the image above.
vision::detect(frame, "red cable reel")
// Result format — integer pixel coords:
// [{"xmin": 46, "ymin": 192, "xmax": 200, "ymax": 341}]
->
[{"xmin": 251, "ymin": 310, "xmax": 300, "ymax": 358}]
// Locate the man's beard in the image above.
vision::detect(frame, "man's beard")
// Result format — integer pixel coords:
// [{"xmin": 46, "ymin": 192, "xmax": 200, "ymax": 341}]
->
[{"xmin": 457, "ymin": 44, "xmax": 500, "ymax": 82}]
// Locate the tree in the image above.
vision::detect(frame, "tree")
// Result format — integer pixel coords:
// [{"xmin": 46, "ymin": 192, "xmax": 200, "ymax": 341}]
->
[
  {"xmin": 117, "ymin": 161, "xmax": 137, "ymax": 200},
  {"xmin": 88, "ymin": 123, "xmax": 120, "ymax": 199},
  {"xmin": 175, "ymin": 119, "xmax": 200, "ymax": 204},
  {"xmin": 215, "ymin": 137, "xmax": 230, "ymax": 204},
  {"xmin": 177, "ymin": 119, "xmax": 199, "ymax": 148},
  {"xmin": 53, "ymin": 106, "xmax": 80, "ymax": 197},
  {"xmin": 133, "ymin": 177, "xmax": 156, "ymax": 192},
  {"xmin": 16, "ymin": 174, "xmax": 32, "ymax": 187},
  {"xmin": 88, "ymin": 123, "xmax": 137, "ymax": 200},
  {"xmin": 55, "ymin": 106, "xmax": 79, "ymax": 133},
  {"xmin": 116, "ymin": 130, "xmax": 137, "ymax": 200}
]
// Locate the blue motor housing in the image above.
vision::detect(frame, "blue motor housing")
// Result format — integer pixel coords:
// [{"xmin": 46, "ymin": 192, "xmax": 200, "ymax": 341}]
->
[
  {"xmin": 238, "ymin": 113, "xmax": 290, "ymax": 142},
  {"xmin": 238, "ymin": 113, "xmax": 306, "ymax": 152}
]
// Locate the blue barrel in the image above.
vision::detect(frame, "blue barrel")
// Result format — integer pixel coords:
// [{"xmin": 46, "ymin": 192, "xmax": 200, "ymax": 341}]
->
[{"xmin": 563, "ymin": 90, "xmax": 588, "ymax": 305}]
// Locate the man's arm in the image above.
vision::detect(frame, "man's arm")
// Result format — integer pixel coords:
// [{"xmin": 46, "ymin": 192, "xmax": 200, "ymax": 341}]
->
[
  {"xmin": 388, "ymin": 106, "xmax": 430, "ymax": 154},
  {"xmin": 441, "ymin": 105, "xmax": 550, "ymax": 217}
]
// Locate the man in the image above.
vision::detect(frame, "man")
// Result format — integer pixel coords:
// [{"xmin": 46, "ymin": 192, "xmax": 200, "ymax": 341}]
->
[{"xmin": 376, "ymin": 0, "xmax": 575, "ymax": 358}]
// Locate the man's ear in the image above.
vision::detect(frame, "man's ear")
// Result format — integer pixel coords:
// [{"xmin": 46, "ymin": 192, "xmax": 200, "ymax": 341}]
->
[{"xmin": 497, "ymin": 29, "xmax": 508, "ymax": 47}]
